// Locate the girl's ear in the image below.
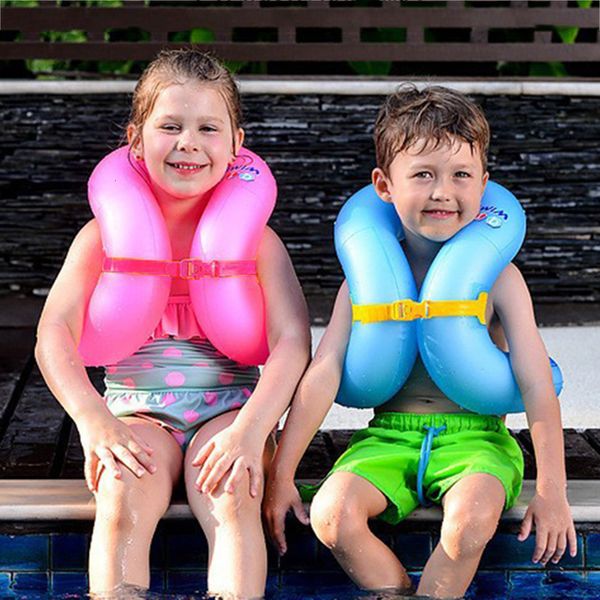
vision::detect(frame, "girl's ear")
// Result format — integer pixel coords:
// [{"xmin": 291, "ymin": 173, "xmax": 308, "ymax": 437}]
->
[
  {"xmin": 232, "ymin": 127, "xmax": 245, "ymax": 161},
  {"xmin": 372, "ymin": 167, "xmax": 393, "ymax": 203},
  {"xmin": 127, "ymin": 124, "xmax": 143, "ymax": 159}
]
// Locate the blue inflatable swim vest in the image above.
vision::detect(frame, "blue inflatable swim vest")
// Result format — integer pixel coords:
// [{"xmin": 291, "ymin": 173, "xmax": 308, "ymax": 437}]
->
[{"xmin": 334, "ymin": 181, "xmax": 563, "ymax": 414}]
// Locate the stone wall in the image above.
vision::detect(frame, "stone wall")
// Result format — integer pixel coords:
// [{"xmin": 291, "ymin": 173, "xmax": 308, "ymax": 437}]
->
[{"xmin": 1, "ymin": 92, "xmax": 599, "ymax": 323}]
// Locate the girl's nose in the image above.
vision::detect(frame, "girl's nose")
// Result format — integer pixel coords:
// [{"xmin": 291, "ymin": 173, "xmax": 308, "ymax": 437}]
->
[{"xmin": 176, "ymin": 130, "xmax": 199, "ymax": 152}]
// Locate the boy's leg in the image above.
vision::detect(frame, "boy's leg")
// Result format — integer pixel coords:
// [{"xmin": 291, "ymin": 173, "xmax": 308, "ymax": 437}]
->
[
  {"xmin": 310, "ymin": 471, "xmax": 413, "ymax": 592},
  {"xmin": 417, "ymin": 472, "xmax": 505, "ymax": 599},
  {"xmin": 89, "ymin": 418, "xmax": 183, "ymax": 592},
  {"xmin": 184, "ymin": 410, "xmax": 275, "ymax": 599}
]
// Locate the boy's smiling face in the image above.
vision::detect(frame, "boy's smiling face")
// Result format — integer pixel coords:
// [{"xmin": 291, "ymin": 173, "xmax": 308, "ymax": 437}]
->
[{"xmin": 373, "ymin": 136, "xmax": 489, "ymax": 245}]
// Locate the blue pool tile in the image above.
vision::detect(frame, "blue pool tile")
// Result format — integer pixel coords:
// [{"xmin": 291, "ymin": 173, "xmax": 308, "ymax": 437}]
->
[
  {"xmin": 150, "ymin": 533, "xmax": 165, "ymax": 568},
  {"xmin": 51, "ymin": 572, "xmax": 88, "ymax": 595},
  {"xmin": 585, "ymin": 533, "xmax": 600, "ymax": 567},
  {"xmin": 508, "ymin": 571, "xmax": 600, "ymax": 599},
  {"xmin": 51, "ymin": 534, "xmax": 88, "ymax": 570},
  {"xmin": 480, "ymin": 533, "xmax": 583, "ymax": 569},
  {"xmin": 166, "ymin": 570, "xmax": 208, "ymax": 593},
  {"xmin": 0, "ymin": 535, "xmax": 49, "ymax": 570},
  {"xmin": 392, "ymin": 532, "xmax": 432, "ymax": 569},
  {"xmin": 0, "ymin": 573, "xmax": 11, "ymax": 596},
  {"xmin": 149, "ymin": 569, "xmax": 164, "ymax": 592},
  {"xmin": 279, "ymin": 532, "xmax": 319, "ymax": 570},
  {"xmin": 12, "ymin": 572, "xmax": 49, "ymax": 594},
  {"xmin": 166, "ymin": 533, "xmax": 209, "ymax": 568},
  {"xmin": 466, "ymin": 571, "xmax": 509, "ymax": 599},
  {"xmin": 281, "ymin": 570, "xmax": 354, "ymax": 596}
]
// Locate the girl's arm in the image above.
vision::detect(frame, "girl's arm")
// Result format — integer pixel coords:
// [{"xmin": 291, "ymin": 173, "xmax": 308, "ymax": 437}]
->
[
  {"xmin": 35, "ymin": 220, "xmax": 155, "ymax": 491},
  {"xmin": 491, "ymin": 263, "xmax": 577, "ymax": 565},
  {"xmin": 264, "ymin": 281, "xmax": 352, "ymax": 554},
  {"xmin": 193, "ymin": 227, "xmax": 312, "ymax": 494}
]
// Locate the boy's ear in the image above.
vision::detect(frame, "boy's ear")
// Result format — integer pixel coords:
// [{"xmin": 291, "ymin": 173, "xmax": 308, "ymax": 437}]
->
[
  {"xmin": 481, "ymin": 170, "xmax": 489, "ymax": 193},
  {"xmin": 372, "ymin": 167, "xmax": 393, "ymax": 203}
]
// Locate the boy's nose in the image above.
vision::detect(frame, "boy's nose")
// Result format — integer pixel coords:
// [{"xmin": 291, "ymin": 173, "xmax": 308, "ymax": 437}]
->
[{"xmin": 430, "ymin": 179, "xmax": 452, "ymax": 201}]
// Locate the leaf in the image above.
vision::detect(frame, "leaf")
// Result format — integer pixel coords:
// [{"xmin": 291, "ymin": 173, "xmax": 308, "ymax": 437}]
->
[
  {"xmin": 190, "ymin": 28, "xmax": 215, "ymax": 44},
  {"xmin": 349, "ymin": 61, "xmax": 392, "ymax": 76}
]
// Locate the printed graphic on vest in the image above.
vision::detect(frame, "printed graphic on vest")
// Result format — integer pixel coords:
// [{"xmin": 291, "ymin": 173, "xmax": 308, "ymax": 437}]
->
[
  {"xmin": 475, "ymin": 205, "xmax": 509, "ymax": 229},
  {"xmin": 226, "ymin": 154, "xmax": 260, "ymax": 182}
]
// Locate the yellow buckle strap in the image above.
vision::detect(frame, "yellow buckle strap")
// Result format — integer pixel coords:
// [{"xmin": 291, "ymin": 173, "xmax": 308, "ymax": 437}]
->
[{"xmin": 352, "ymin": 292, "xmax": 488, "ymax": 325}]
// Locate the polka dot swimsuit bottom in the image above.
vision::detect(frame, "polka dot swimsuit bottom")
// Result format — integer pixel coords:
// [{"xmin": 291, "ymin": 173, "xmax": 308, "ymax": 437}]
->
[{"xmin": 104, "ymin": 337, "xmax": 259, "ymax": 450}]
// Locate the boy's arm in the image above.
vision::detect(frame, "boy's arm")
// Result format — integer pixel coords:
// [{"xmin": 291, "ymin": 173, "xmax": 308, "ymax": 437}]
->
[
  {"xmin": 264, "ymin": 281, "xmax": 352, "ymax": 554},
  {"xmin": 491, "ymin": 263, "xmax": 577, "ymax": 565}
]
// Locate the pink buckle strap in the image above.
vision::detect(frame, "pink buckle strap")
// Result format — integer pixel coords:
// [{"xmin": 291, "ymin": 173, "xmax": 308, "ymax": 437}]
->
[{"xmin": 103, "ymin": 257, "xmax": 257, "ymax": 279}]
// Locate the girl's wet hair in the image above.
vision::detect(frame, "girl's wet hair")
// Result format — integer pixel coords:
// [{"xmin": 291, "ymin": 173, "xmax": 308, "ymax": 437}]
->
[
  {"xmin": 374, "ymin": 84, "xmax": 490, "ymax": 174},
  {"xmin": 128, "ymin": 48, "xmax": 242, "ymax": 151}
]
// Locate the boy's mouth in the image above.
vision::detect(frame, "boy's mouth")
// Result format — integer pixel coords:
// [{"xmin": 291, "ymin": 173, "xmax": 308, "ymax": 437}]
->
[{"xmin": 423, "ymin": 209, "xmax": 458, "ymax": 220}]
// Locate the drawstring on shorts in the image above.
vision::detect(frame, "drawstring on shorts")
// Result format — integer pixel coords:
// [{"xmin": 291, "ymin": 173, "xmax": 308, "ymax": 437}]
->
[{"xmin": 417, "ymin": 424, "xmax": 447, "ymax": 507}]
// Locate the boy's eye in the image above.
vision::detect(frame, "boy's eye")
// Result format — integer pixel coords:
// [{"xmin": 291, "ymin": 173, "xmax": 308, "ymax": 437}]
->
[
  {"xmin": 455, "ymin": 171, "xmax": 471, "ymax": 178},
  {"xmin": 415, "ymin": 171, "xmax": 432, "ymax": 178}
]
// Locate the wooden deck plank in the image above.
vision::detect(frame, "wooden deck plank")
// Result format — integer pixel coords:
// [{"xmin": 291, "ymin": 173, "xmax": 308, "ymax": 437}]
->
[{"xmin": 0, "ymin": 366, "xmax": 68, "ymax": 478}]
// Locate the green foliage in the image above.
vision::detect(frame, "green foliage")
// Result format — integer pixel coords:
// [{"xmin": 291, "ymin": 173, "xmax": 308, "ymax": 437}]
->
[{"xmin": 349, "ymin": 28, "xmax": 406, "ymax": 76}]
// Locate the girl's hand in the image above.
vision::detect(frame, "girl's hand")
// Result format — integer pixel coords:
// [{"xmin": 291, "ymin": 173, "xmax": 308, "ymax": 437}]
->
[
  {"xmin": 518, "ymin": 489, "xmax": 577, "ymax": 565},
  {"xmin": 78, "ymin": 414, "xmax": 156, "ymax": 492},
  {"xmin": 192, "ymin": 424, "xmax": 264, "ymax": 497},
  {"xmin": 263, "ymin": 473, "xmax": 309, "ymax": 556}
]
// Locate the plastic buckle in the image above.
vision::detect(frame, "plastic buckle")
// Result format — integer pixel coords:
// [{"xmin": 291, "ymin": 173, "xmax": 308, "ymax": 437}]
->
[
  {"xmin": 392, "ymin": 300, "xmax": 430, "ymax": 321},
  {"xmin": 209, "ymin": 260, "xmax": 220, "ymax": 277},
  {"xmin": 179, "ymin": 259, "xmax": 205, "ymax": 279}
]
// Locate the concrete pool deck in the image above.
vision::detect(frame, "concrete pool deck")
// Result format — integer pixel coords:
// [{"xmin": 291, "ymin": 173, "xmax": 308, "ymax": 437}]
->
[{"xmin": 311, "ymin": 325, "xmax": 600, "ymax": 431}]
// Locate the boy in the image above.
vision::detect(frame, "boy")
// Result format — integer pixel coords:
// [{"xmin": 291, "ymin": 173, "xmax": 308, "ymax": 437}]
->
[{"xmin": 263, "ymin": 85, "xmax": 576, "ymax": 598}]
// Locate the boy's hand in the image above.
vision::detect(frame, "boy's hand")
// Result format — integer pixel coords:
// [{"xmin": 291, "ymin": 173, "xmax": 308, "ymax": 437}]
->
[
  {"xmin": 518, "ymin": 489, "xmax": 577, "ymax": 565},
  {"xmin": 192, "ymin": 424, "xmax": 264, "ymax": 497},
  {"xmin": 78, "ymin": 414, "xmax": 155, "ymax": 493},
  {"xmin": 263, "ymin": 474, "xmax": 309, "ymax": 555}
]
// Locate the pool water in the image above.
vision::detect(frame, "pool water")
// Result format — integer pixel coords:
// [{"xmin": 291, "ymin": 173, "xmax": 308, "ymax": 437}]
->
[{"xmin": 6, "ymin": 572, "xmax": 600, "ymax": 600}]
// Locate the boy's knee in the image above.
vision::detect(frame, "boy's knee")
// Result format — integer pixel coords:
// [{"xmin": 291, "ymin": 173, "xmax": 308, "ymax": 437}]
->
[
  {"xmin": 441, "ymin": 503, "xmax": 500, "ymax": 559},
  {"xmin": 310, "ymin": 492, "xmax": 366, "ymax": 549}
]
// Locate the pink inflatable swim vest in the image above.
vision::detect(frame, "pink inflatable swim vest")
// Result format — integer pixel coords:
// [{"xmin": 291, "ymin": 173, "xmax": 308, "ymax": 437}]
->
[{"xmin": 78, "ymin": 146, "xmax": 277, "ymax": 367}]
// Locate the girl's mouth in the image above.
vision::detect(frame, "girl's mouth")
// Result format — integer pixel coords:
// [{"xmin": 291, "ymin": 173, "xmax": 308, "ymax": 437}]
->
[{"xmin": 167, "ymin": 162, "xmax": 206, "ymax": 172}]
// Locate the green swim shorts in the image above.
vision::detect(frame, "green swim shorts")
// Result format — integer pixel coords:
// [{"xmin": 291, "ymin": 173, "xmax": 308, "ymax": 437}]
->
[{"xmin": 302, "ymin": 412, "xmax": 524, "ymax": 525}]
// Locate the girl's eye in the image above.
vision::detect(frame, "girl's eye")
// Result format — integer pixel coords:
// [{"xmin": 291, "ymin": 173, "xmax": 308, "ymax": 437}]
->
[
  {"xmin": 415, "ymin": 171, "xmax": 432, "ymax": 178},
  {"xmin": 200, "ymin": 126, "xmax": 218, "ymax": 133},
  {"xmin": 161, "ymin": 124, "xmax": 180, "ymax": 132}
]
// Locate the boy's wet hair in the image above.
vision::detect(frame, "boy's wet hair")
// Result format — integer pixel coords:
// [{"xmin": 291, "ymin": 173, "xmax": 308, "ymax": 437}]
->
[
  {"xmin": 128, "ymin": 48, "xmax": 242, "ymax": 151},
  {"xmin": 374, "ymin": 84, "xmax": 490, "ymax": 174}
]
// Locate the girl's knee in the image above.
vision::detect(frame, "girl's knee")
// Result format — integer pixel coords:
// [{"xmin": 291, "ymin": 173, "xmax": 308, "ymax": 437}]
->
[
  {"xmin": 209, "ymin": 478, "xmax": 263, "ymax": 523},
  {"xmin": 310, "ymin": 490, "xmax": 367, "ymax": 550},
  {"xmin": 95, "ymin": 472, "xmax": 170, "ymax": 532}
]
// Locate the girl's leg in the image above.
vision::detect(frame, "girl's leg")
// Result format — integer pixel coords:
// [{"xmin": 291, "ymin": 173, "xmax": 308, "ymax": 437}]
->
[
  {"xmin": 417, "ymin": 473, "xmax": 505, "ymax": 599},
  {"xmin": 89, "ymin": 418, "xmax": 183, "ymax": 592},
  {"xmin": 184, "ymin": 410, "xmax": 275, "ymax": 600},
  {"xmin": 310, "ymin": 471, "xmax": 413, "ymax": 592}
]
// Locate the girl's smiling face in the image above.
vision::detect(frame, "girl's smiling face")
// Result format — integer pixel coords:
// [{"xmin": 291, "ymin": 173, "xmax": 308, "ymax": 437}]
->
[
  {"xmin": 129, "ymin": 79, "xmax": 243, "ymax": 204},
  {"xmin": 373, "ymin": 136, "xmax": 489, "ymax": 245}
]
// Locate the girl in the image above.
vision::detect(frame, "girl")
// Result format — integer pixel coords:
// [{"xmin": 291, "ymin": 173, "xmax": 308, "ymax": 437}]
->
[{"xmin": 35, "ymin": 49, "xmax": 310, "ymax": 598}]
